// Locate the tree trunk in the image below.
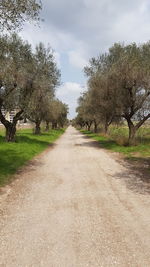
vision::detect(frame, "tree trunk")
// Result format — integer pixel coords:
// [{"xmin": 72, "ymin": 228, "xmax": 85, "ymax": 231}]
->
[
  {"xmin": 88, "ymin": 124, "xmax": 91, "ymax": 131},
  {"xmin": 52, "ymin": 122, "xmax": 55, "ymax": 129},
  {"xmin": 86, "ymin": 122, "xmax": 92, "ymax": 131},
  {"xmin": 35, "ymin": 121, "xmax": 41, "ymax": 134},
  {"xmin": 127, "ymin": 118, "xmax": 136, "ymax": 145},
  {"xmin": 45, "ymin": 121, "xmax": 50, "ymax": 131},
  {"xmin": 52, "ymin": 121, "xmax": 57, "ymax": 129},
  {"xmin": 0, "ymin": 108, "xmax": 23, "ymax": 142},
  {"xmin": 85, "ymin": 123, "xmax": 88, "ymax": 130},
  {"xmin": 104, "ymin": 122, "xmax": 108, "ymax": 134},
  {"xmin": 94, "ymin": 120, "xmax": 98, "ymax": 133},
  {"xmin": 128, "ymin": 125, "xmax": 136, "ymax": 145},
  {"xmin": 5, "ymin": 123, "xmax": 17, "ymax": 142}
]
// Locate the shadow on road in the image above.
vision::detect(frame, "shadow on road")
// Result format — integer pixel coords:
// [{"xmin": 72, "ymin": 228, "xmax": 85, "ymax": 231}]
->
[
  {"xmin": 75, "ymin": 140, "xmax": 100, "ymax": 148},
  {"xmin": 114, "ymin": 159, "xmax": 150, "ymax": 195},
  {"xmin": 113, "ymin": 168, "xmax": 150, "ymax": 195},
  {"xmin": 77, "ymin": 133, "xmax": 150, "ymax": 195}
]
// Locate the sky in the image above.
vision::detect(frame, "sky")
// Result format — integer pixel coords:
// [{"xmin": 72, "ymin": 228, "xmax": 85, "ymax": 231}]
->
[{"xmin": 20, "ymin": 0, "xmax": 150, "ymax": 118}]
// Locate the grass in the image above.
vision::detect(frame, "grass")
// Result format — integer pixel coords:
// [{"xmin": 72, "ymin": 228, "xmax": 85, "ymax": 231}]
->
[
  {"xmin": 0, "ymin": 128, "xmax": 65, "ymax": 186},
  {"xmin": 81, "ymin": 125, "xmax": 150, "ymax": 160}
]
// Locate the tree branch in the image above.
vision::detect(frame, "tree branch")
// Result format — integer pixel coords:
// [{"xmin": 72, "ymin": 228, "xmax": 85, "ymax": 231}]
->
[
  {"xmin": 135, "ymin": 113, "xmax": 150, "ymax": 129},
  {"xmin": 13, "ymin": 109, "xmax": 24, "ymax": 123},
  {"xmin": 133, "ymin": 91, "xmax": 150, "ymax": 114}
]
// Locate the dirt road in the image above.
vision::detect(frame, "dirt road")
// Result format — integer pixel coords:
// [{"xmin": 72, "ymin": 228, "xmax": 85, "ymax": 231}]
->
[{"xmin": 0, "ymin": 126, "xmax": 150, "ymax": 266}]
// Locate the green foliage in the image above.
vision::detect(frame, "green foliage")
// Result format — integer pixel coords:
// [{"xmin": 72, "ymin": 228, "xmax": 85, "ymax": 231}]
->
[{"xmin": 0, "ymin": 128, "xmax": 65, "ymax": 186}]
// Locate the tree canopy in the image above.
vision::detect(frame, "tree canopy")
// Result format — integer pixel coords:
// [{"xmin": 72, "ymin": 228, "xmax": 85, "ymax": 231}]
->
[{"xmin": 0, "ymin": 0, "xmax": 42, "ymax": 31}]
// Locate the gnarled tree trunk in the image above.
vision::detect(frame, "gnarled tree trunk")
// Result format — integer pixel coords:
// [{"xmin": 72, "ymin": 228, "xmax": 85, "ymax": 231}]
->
[
  {"xmin": 87, "ymin": 123, "xmax": 91, "ymax": 131},
  {"xmin": 0, "ymin": 108, "xmax": 23, "ymax": 142},
  {"xmin": 104, "ymin": 122, "xmax": 108, "ymax": 134},
  {"xmin": 5, "ymin": 123, "xmax": 17, "ymax": 142},
  {"xmin": 104, "ymin": 116, "xmax": 114, "ymax": 134},
  {"xmin": 52, "ymin": 121, "xmax": 57, "ymax": 129},
  {"xmin": 45, "ymin": 121, "xmax": 50, "ymax": 131},
  {"xmin": 86, "ymin": 121, "xmax": 92, "ymax": 131},
  {"xmin": 125, "ymin": 113, "xmax": 150, "ymax": 145},
  {"xmin": 94, "ymin": 120, "xmax": 98, "ymax": 133},
  {"xmin": 127, "ymin": 119, "xmax": 136, "ymax": 145},
  {"xmin": 34, "ymin": 120, "xmax": 41, "ymax": 134}
]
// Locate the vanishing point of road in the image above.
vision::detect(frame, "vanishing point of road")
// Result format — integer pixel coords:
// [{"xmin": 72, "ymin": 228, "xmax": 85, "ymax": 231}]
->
[{"xmin": 0, "ymin": 126, "xmax": 150, "ymax": 266}]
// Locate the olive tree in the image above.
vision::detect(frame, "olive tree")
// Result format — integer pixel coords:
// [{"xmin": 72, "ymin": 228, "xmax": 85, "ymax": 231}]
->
[
  {"xmin": 57, "ymin": 102, "xmax": 68, "ymax": 128},
  {"xmin": 74, "ymin": 114, "xmax": 85, "ymax": 129},
  {"xmin": 0, "ymin": 0, "xmax": 42, "ymax": 31},
  {"xmin": 44, "ymin": 99, "xmax": 68, "ymax": 129},
  {"xmin": 26, "ymin": 43, "xmax": 60, "ymax": 134},
  {"xmin": 84, "ymin": 54, "xmax": 120, "ymax": 133},
  {"xmin": 109, "ymin": 43, "xmax": 150, "ymax": 144},
  {"xmin": 88, "ymin": 73, "xmax": 121, "ymax": 133},
  {"xmin": 83, "ymin": 42, "xmax": 150, "ymax": 144},
  {"xmin": 76, "ymin": 92, "xmax": 94, "ymax": 131},
  {"xmin": 0, "ymin": 34, "xmax": 34, "ymax": 141}
]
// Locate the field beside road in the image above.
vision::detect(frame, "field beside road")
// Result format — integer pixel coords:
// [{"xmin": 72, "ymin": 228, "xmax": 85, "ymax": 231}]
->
[
  {"xmin": 81, "ymin": 125, "xmax": 150, "ymax": 158},
  {"xmin": 0, "ymin": 128, "xmax": 65, "ymax": 186}
]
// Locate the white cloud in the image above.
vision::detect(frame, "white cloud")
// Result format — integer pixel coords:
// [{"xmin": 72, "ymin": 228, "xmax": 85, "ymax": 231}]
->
[
  {"xmin": 57, "ymin": 82, "xmax": 85, "ymax": 96},
  {"xmin": 57, "ymin": 82, "xmax": 84, "ymax": 96},
  {"xmin": 68, "ymin": 50, "xmax": 88, "ymax": 69}
]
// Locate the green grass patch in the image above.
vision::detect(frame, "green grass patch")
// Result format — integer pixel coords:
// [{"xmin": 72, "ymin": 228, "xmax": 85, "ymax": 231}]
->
[
  {"xmin": 0, "ymin": 128, "xmax": 65, "ymax": 186},
  {"xmin": 81, "ymin": 128, "xmax": 150, "ymax": 160}
]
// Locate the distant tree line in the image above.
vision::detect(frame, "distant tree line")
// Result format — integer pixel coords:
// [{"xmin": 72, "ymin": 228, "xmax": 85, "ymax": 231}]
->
[
  {"xmin": 0, "ymin": 34, "xmax": 68, "ymax": 141},
  {"xmin": 75, "ymin": 42, "xmax": 150, "ymax": 145}
]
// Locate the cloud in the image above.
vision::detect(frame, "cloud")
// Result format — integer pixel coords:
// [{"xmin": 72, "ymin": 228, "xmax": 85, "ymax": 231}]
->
[
  {"xmin": 68, "ymin": 50, "xmax": 88, "ymax": 69},
  {"xmin": 57, "ymin": 82, "xmax": 84, "ymax": 95},
  {"xmin": 21, "ymin": 0, "xmax": 150, "ymax": 62}
]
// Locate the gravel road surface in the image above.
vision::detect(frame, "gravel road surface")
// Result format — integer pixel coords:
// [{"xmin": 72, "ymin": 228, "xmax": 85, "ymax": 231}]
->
[{"xmin": 0, "ymin": 126, "xmax": 150, "ymax": 266}]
